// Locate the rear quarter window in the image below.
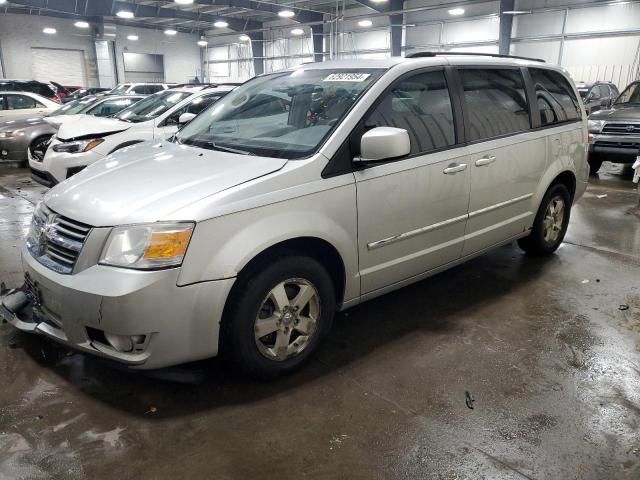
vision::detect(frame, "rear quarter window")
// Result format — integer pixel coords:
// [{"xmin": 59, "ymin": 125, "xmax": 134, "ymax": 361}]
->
[{"xmin": 529, "ymin": 68, "xmax": 581, "ymax": 126}]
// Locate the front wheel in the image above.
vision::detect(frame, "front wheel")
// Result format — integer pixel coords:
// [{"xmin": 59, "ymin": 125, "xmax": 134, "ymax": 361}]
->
[
  {"xmin": 518, "ymin": 183, "xmax": 572, "ymax": 255},
  {"xmin": 222, "ymin": 254, "xmax": 336, "ymax": 378}
]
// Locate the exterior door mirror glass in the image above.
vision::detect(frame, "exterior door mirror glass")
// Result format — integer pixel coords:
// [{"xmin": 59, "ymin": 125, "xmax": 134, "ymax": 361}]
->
[
  {"xmin": 178, "ymin": 112, "xmax": 196, "ymax": 126},
  {"xmin": 355, "ymin": 127, "xmax": 411, "ymax": 163}
]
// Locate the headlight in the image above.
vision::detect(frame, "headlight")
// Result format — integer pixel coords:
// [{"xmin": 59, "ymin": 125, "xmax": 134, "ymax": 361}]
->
[
  {"xmin": 99, "ymin": 222, "xmax": 194, "ymax": 270},
  {"xmin": 587, "ymin": 120, "xmax": 604, "ymax": 133},
  {"xmin": 52, "ymin": 138, "xmax": 104, "ymax": 153}
]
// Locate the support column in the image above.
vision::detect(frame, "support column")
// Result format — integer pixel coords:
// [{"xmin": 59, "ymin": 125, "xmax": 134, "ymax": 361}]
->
[
  {"xmin": 250, "ymin": 31, "xmax": 264, "ymax": 76},
  {"xmin": 310, "ymin": 24, "xmax": 324, "ymax": 63},
  {"xmin": 389, "ymin": 0, "xmax": 403, "ymax": 57},
  {"xmin": 498, "ymin": 0, "xmax": 515, "ymax": 56}
]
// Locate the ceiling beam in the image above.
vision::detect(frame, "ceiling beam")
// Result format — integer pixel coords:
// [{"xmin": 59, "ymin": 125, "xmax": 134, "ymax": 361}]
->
[
  {"xmin": 4, "ymin": 0, "xmax": 263, "ymax": 31},
  {"xmin": 191, "ymin": 0, "xmax": 324, "ymax": 23}
]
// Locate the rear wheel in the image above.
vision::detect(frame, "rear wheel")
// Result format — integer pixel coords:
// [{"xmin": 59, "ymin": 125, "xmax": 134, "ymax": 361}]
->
[
  {"xmin": 518, "ymin": 183, "xmax": 571, "ymax": 255},
  {"xmin": 588, "ymin": 157, "xmax": 603, "ymax": 176},
  {"xmin": 222, "ymin": 254, "xmax": 336, "ymax": 378}
]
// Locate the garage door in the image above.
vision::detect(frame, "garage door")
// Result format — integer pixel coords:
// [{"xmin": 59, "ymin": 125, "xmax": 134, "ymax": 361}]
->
[{"xmin": 31, "ymin": 48, "xmax": 88, "ymax": 86}]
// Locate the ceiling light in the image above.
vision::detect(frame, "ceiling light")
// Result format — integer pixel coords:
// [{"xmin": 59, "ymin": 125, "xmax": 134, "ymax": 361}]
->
[
  {"xmin": 74, "ymin": 21, "xmax": 90, "ymax": 28},
  {"xmin": 291, "ymin": 28, "xmax": 304, "ymax": 35},
  {"xmin": 369, "ymin": 0, "xmax": 388, "ymax": 3},
  {"xmin": 165, "ymin": 29, "xmax": 178, "ymax": 35},
  {"xmin": 214, "ymin": 20, "xmax": 228, "ymax": 28},
  {"xmin": 128, "ymin": 35, "xmax": 139, "ymax": 41},
  {"xmin": 0, "ymin": 0, "xmax": 6, "ymax": 4},
  {"xmin": 197, "ymin": 39, "xmax": 208, "ymax": 46},
  {"xmin": 278, "ymin": 10, "xmax": 295, "ymax": 18},
  {"xmin": 174, "ymin": 0, "xmax": 194, "ymax": 4},
  {"xmin": 448, "ymin": 7, "xmax": 465, "ymax": 16},
  {"xmin": 358, "ymin": 19, "xmax": 373, "ymax": 27},
  {"xmin": 116, "ymin": 10, "xmax": 134, "ymax": 19},
  {"xmin": 502, "ymin": 10, "xmax": 529, "ymax": 15},
  {"xmin": 43, "ymin": 27, "xmax": 57, "ymax": 34},
  {"xmin": 239, "ymin": 34, "xmax": 251, "ymax": 41}
]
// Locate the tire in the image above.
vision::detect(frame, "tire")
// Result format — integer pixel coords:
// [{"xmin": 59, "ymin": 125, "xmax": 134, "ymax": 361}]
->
[
  {"xmin": 518, "ymin": 183, "xmax": 572, "ymax": 256},
  {"xmin": 29, "ymin": 135, "xmax": 53, "ymax": 162},
  {"xmin": 222, "ymin": 254, "xmax": 336, "ymax": 378},
  {"xmin": 588, "ymin": 157, "xmax": 603, "ymax": 176}
]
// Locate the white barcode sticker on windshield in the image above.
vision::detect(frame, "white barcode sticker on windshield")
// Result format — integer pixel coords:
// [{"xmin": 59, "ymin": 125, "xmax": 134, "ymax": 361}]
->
[{"xmin": 322, "ymin": 73, "xmax": 371, "ymax": 82}]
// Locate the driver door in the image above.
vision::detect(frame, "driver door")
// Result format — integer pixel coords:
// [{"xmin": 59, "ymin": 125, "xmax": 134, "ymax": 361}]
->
[{"xmin": 354, "ymin": 69, "xmax": 470, "ymax": 295}]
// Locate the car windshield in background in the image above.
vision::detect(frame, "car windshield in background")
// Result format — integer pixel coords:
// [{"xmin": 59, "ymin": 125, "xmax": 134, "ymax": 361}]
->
[
  {"xmin": 115, "ymin": 91, "xmax": 191, "ymax": 123},
  {"xmin": 49, "ymin": 96, "xmax": 97, "ymax": 116},
  {"xmin": 110, "ymin": 84, "xmax": 131, "ymax": 94},
  {"xmin": 578, "ymin": 89, "xmax": 589, "ymax": 99},
  {"xmin": 614, "ymin": 83, "xmax": 640, "ymax": 105},
  {"xmin": 175, "ymin": 68, "xmax": 384, "ymax": 159}
]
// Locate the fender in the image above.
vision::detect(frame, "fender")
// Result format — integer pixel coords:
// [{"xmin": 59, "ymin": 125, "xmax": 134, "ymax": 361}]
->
[{"xmin": 177, "ymin": 182, "xmax": 360, "ymax": 305}]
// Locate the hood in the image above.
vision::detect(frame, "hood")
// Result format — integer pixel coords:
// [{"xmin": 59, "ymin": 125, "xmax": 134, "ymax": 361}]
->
[
  {"xmin": 590, "ymin": 104, "xmax": 640, "ymax": 121},
  {"xmin": 43, "ymin": 114, "xmax": 81, "ymax": 128},
  {"xmin": 44, "ymin": 141, "xmax": 288, "ymax": 226},
  {"xmin": 0, "ymin": 115, "xmax": 46, "ymax": 131},
  {"xmin": 56, "ymin": 114, "xmax": 130, "ymax": 140}
]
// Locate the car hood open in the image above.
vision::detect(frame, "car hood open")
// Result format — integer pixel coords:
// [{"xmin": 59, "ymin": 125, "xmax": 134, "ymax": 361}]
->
[
  {"xmin": 56, "ymin": 115, "xmax": 131, "ymax": 140},
  {"xmin": 44, "ymin": 141, "xmax": 288, "ymax": 226}
]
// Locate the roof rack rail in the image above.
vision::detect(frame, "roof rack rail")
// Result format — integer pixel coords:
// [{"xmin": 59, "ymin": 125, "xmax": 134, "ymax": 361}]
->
[{"xmin": 405, "ymin": 51, "xmax": 546, "ymax": 63}]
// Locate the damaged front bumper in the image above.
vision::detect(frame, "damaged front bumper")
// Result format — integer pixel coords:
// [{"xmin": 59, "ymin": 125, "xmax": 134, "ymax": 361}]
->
[
  {"xmin": 0, "ymin": 278, "xmax": 152, "ymax": 365},
  {"xmin": 1, "ymin": 249, "xmax": 236, "ymax": 369}
]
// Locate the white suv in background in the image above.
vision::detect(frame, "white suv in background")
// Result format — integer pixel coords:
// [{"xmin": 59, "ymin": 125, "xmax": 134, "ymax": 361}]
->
[
  {"xmin": 109, "ymin": 83, "xmax": 172, "ymax": 95},
  {"xmin": 38, "ymin": 85, "xmax": 235, "ymax": 184},
  {"xmin": 1, "ymin": 55, "xmax": 588, "ymax": 378}
]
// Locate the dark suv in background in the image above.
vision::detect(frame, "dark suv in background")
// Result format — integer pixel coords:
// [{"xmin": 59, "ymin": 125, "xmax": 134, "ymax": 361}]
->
[
  {"xmin": 0, "ymin": 79, "xmax": 60, "ymax": 102},
  {"xmin": 577, "ymin": 81, "xmax": 619, "ymax": 115},
  {"xmin": 588, "ymin": 80, "xmax": 640, "ymax": 174}
]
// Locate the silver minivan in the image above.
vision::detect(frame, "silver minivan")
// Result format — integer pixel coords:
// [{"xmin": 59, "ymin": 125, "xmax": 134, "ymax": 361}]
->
[{"xmin": 1, "ymin": 54, "xmax": 588, "ymax": 377}]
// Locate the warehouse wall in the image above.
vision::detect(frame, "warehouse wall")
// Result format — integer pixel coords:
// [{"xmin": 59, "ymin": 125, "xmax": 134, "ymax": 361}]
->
[
  {"xmin": 0, "ymin": 14, "xmax": 201, "ymax": 87},
  {"xmin": 113, "ymin": 26, "xmax": 201, "ymax": 84},
  {"xmin": 0, "ymin": 14, "xmax": 98, "ymax": 85}
]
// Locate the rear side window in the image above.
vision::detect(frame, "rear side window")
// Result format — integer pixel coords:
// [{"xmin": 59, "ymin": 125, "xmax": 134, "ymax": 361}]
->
[
  {"xmin": 459, "ymin": 68, "xmax": 530, "ymax": 141},
  {"xmin": 529, "ymin": 68, "xmax": 581, "ymax": 126},
  {"xmin": 365, "ymin": 70, "xmax": 455, "ymax": 154}
]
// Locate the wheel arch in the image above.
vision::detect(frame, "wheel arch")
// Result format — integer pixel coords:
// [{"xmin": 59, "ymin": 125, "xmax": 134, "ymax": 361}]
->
[
  {"xmin": 108, "ymin": 140, "xmax": 144, "ymax": 155},
  {"xmin": 551, "ymin": 170, "xmax": 577, "ymax": 201}
]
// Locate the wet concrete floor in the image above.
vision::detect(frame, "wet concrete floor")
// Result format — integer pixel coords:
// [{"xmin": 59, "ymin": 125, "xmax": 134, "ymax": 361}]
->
[{"xmin": 0, "ymin": 164, "xmax": 639, "ymax": 479}]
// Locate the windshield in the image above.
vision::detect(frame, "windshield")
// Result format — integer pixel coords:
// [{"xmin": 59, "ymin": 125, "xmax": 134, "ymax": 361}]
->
[
  {"xmin": 115, "ymin": 91, "xmax": 191, "ymax": 123},
  {"xmin": 175, "ymin": 68, "xmax": 384, "ymax": 159},
  {"xmin": 110, "ymin": 84, "xmax": 131, "ymax": 94},
  {"xmin": 615, "ymin": 83, "xmax": 640, "ymax": 105},
  {"xmin": 48, "ymin": 96, "xmax": 97, "ymax": 116}
]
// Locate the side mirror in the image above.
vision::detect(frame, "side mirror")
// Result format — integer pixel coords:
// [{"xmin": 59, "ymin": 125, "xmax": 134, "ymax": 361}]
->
[
  {"xmin": 355, "ymin": 127, "xmax": 410, "ymax": 163},
  {"xmin": 178, "ymin": 112, "xmax": 196, "ymax": 126}
]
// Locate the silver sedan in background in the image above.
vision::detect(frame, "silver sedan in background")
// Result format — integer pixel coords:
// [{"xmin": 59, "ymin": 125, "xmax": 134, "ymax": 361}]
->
[{"xmin": 0, "ymin": 95, "xmax": 145, "ymax": 171}]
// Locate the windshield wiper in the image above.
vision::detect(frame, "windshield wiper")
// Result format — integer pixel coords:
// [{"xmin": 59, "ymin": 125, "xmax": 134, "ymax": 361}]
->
[{"xmin": 207, "ymin": 141, "xmax": 254, "ymax": 156}]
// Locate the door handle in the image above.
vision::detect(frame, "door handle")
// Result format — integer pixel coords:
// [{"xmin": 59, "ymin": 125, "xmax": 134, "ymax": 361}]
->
[
  {"xmin": 443, "ymin": 163, "xmax": 468, "ymax": 174},
  {"xmin": 475, "ymin": 155, "xmax": 496, "ymax": 167}
]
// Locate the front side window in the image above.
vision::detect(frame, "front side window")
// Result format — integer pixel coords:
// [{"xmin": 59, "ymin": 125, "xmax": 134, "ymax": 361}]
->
[
  {"xmin": 115, "ymin": 91, "xmax": 191, "ymax": 123},
  {"xmin": 175, "ymin": 68, "xmax": 384, "ymax": 159},
  {"xmin": 365, "ymin": 70, "xmax": 455, "ymax": 155},
  {"xmin": 614, "ymin": 82, "xmax": 640, "ymax": 105},
  {"xmin": 7, "ymin": 95, "xmax": 42, "ymax": 110},
  {"xmin": 459, "ymin": 68, "xmax": 530, "ymax": 141},
  {"xmin": 87, "ymin": 97, "xmax": 141, "ymax": 117},
  {"xmin": 529, "ymin": 68, "xmax": 581, "ymax": 126}
]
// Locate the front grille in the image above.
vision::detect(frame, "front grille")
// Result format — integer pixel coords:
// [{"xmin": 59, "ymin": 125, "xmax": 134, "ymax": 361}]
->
[
  {"xmin": 26, "ymin": 204, "xmax": 92, "ymax": 274},
  {"xmin": 601, "ymin": 122, "xmax": 640, "ymax": 136},
  {"xmin": 594, "ymin": 140, "xmax": 640, "ymax": 148}
]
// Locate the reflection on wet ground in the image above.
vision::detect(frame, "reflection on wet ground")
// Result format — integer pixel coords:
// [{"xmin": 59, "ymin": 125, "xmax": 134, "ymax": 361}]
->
[{"xmin": 0, "ymin": 164, "xmax": 639, "ymax": 479}]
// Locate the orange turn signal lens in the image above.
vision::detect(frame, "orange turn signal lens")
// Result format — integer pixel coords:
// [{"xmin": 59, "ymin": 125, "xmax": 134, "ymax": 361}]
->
[{"xmin": 143, "ymin": 230, "xmax": 193, "ymax": 259}]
